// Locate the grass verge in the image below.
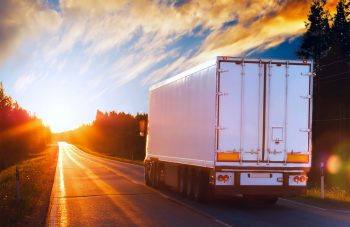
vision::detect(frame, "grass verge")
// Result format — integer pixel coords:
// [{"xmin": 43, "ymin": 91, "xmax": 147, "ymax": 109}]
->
[
  {"xmin": 0, "ymin": 145, "xmax": 58, "ymax": 226},
  {"xmin": 291, "ymin": 187, "xmax": 350, "ymax": 210},
  {"xmin": 74, "ymin": 144, "xmax": 144, "ymax": 166}
]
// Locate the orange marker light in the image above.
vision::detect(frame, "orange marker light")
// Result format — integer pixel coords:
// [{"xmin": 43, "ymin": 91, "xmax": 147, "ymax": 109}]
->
[
  {"xmin": 217, "ymin": 152, "xmax": 240, "ymax": 162},
  {"xmin": 287, "ymin": 153, "xmax": 309, "ymax": 163}
]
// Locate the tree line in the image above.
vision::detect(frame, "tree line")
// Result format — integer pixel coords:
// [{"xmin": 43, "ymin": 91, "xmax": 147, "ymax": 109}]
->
[
  {"xmin": 0, "ymin": 83, "xmax": 51, "ymax": 171},
  {"xmin": 57, "ymin": 110, "xmax": 148, "ymax": 161},
  {"xmin": 297, "ymin": 0, "xmax": 350, "ymax": 190}
]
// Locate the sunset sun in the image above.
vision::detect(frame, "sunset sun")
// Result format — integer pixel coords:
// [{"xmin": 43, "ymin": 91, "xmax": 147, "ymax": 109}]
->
[{"xmin": 42, "ymin": 100, "xmax": 78, "ymax": 133}]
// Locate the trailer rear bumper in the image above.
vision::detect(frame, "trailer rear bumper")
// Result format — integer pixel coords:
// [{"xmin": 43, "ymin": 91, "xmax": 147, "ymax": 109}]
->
[
  {"xmin": 213, "ymin": 170, "xmax": 308, "ymax": 196},
  {"xmin": 215, "ymin": 185, "xmax": 306, "ymax": 196}
]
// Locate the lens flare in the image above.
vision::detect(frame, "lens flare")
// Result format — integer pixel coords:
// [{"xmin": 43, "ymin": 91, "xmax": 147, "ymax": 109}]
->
[
  {"xmin": 347, "ymin": 160, "xmax": 350, "ymax": 182},
  {"xmin": 326, "ymin": 155, "xmax": 342, "ymax": 174}
]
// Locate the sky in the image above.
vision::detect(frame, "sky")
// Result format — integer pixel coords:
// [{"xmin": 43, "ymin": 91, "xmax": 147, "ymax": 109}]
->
[{"xmin": 0, "ymin": 0, "xmax": 338, "ymax": 132}]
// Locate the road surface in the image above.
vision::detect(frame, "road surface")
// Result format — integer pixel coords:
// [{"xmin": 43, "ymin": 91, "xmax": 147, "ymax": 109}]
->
[{"xmin": 47, "ymin": 143, "xmax": 350, "ymax": 226}]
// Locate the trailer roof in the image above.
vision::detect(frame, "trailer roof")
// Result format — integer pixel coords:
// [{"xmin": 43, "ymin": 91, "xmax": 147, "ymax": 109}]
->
[
  {"xmin": 150, "ymin": 59, "xmax": 216, "ymax": 91},
  {"xmin": 150, "ymin": 56, "xmax": 313, "ymax": 91}
]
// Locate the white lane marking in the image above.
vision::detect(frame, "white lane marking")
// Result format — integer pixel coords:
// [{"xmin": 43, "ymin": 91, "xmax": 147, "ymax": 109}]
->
[
  {"xmin": 68, "ymin": 144, "xmax": 232, "ymax": 227},
  {"xmin": 70, "ymin": 144, "xmax": 350, "ymax": 221},
  {"xmin": 48, "ymin": 143, "xmax": 69, "ymax": 227},
  {"xmin": 48, "ymin": 175, "xmax": 58, "ymax": 227}
]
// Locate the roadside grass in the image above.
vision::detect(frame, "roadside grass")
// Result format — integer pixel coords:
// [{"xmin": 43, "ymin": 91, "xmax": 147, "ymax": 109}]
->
[
  {"xmin": 74, "ymin": 144, "xmax": 144, "ymax": 166},
  {"xmin": 306, "ymin": 187, "xmax": 350, "ymax": 203},
  {"xmin": 0, "ymin": 145, "xmax": 58, "ymax": 226},
  {"xmin": 292, "ymin": 187, "xmax": 350, "ymax": 210}
]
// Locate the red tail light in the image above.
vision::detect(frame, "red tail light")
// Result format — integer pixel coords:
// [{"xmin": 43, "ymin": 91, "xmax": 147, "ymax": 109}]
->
[
  {"xmin": 293, "ymin": 176, "xmax": 300, "ymax": 183},
  {"xmin": 218, "ymin": 175, "xmax": 224, "ymax": 181}
]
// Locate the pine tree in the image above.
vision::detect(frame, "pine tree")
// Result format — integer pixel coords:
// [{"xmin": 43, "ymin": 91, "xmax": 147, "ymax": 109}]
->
[
  {"xmin": 297, "ymin": 0, "xmax": 331, "ymax": 73},
  {"xmin": 328, "ymin": 0, "xmax": 350, "ymax": 58}
]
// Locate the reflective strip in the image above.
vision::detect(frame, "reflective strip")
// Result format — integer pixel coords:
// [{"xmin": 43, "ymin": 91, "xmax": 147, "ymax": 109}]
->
[
  {"xmin": 286, "ymin": 153, "xmax": 309, "ymax": 163},
  {"xmin": 217, "ymin": 152, "xmax": 240, "ymax": 162}
]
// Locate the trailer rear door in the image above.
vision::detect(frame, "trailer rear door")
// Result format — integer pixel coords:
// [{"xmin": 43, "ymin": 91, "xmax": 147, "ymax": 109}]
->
[
  {"xmin": 217, "ymin": 60, "xmax": 311, "ymax": 163},
  {"xmin": 218, "ymin": 61, "xmax": 264, "ymax": 162},
  {"xmin": 265, "ymin": 63, "xmax": 311, "ymax": 162}
]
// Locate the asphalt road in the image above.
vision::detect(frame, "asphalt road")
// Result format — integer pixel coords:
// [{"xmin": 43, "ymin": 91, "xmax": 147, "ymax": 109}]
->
[{"xmin": 47, "ymin": 143, "xmax": 350, "ymax": 227}]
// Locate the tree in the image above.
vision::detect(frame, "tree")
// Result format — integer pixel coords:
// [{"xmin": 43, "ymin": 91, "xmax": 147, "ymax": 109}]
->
[
  {"xmin": 297, "ymin": 0, "xmax": 331, "ymax": 73},
  {"xmin": 328, "ymin": 0, "xmax": 350, "ymax": 58},
  {"xmin": 0, "ymin": 82, "xmax": 51, "ymax": 170}
]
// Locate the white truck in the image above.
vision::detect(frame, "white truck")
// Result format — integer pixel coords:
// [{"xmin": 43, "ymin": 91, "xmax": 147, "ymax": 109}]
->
[{"xmin": 144, "ymin": 57, "xmax": 313, "ymax": 203}]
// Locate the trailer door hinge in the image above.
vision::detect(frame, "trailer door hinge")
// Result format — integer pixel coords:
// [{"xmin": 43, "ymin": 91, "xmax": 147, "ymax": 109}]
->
[
  {"xmin": 219, "ymin": 69, "xmax": 228, "ymax": 73},
  {"xmin": 216, "ymin": 126, "xmax": 226, "ymax": 131},
  {"xmin": 300, "ymin": 95, "xmax": 312, "ymax": 99},
  {"xmin": 299, "ymin": 128, "xmax": 311, "ymax": 133},
  {"xmin": 217, "ymin": 92, "xmax": 228, "ymax": 96},
  {"xmin": 301, "ymin": 72, "xmax": 315, "ymax": 77}
]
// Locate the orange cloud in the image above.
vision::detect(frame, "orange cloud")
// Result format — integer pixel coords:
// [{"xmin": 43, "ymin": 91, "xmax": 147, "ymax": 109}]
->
[
  {"xmin": 0, "ymin": 0, "xmax": 340, "ymax": 87},
  {"xmin": 0, "ymin": 0, "xmax": 60, "ymax": 65}
]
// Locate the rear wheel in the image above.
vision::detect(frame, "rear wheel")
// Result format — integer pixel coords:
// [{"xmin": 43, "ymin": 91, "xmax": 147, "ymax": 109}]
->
[
  {"xmin": 144, "ymin": 163, "xmax": 151, "ymax": 186},
  {"xmin": 155, "ymin": 163, "xmax": 164, "ymax": 189},
  {"xmin": 186, "ymin": 170, "xmax": 193, "ymax": 198},
  {"xmin": 193, "ymin": 171, "xmax": 211, "ymax": 202},
  {"xmin": 178, "ymin": 168, "xmax": 186, "ymax": 194},
  {"xmin": 150, "ymin": 162, "xmax": 158, "ymax": 188}
]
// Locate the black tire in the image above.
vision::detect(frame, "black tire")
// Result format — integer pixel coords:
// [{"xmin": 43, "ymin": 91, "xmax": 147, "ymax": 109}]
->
[
  {"xmin": 145, "ymin": 164, "xmax": 151, "ymax": 186},
  {"xmin": 178, "ymin": 168, "xmax": 186, "ymax": 194},
  {"xmin": 154, "ymin": 163, "xmax": 163, "ymax": 189},
  {"xmin": 193, "ymin": 177, "xmax": 201, "ymax": 201},
  {"xmin": 150, "ymin": 162, "xmax": 157, "ymax": 188},
  {"xmin": 193, "ymin": 171, "xmax": 210, "ymax": 202},
  {"xmin": 155, "ymin": 163, "xmax": 164, "ymax": 189},
  {"xmin": 186, "ymin": 170, "xmax": 193, "ymax": 198}
]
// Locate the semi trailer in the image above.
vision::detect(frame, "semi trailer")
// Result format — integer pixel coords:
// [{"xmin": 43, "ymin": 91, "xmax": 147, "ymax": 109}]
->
[{"xmin": 144, "ymin": 57, "xmax": 313, "ymax": 203}]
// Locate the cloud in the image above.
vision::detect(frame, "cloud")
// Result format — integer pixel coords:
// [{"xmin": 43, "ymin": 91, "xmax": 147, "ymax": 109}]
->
[
  {"xmin": 14, "ymin": 73, "xmax": 38, "ymax": 93},
  {"xmin": 0, "ymin": 0, "xmax": 61, "ymax": 65},
  {"xmin": 1, "ymin": 0, "xmax": 339, "ymax": 89}
]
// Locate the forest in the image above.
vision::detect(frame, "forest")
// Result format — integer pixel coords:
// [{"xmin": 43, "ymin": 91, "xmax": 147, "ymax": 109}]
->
[
  {"xmin": 297, "ymin": 0, "xmax": 350, "ymax": 189},
  {"xmin": 0, "ymin": 83, "xmax": 51, "ymax": 171},
  {"xmin": 56, "ymin": 110, "xmax": 148, "ymax": 161}
]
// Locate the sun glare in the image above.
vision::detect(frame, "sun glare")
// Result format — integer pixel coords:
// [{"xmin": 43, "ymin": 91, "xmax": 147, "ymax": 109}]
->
[{"xmin": 42, "ymin": 101, "xmax": 78, "ymax": 133}]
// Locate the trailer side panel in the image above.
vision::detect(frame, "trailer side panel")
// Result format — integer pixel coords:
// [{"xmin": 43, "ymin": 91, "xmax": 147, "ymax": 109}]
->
[{"xmin": 147, "ymin": 65, "xmax": 217, "ymax": 168}]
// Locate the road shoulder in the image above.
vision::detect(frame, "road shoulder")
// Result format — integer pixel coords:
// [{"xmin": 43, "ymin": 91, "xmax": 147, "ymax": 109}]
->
[{"xmin": 284, "ymin": 197, "xmax": 350, "ymax": 213}]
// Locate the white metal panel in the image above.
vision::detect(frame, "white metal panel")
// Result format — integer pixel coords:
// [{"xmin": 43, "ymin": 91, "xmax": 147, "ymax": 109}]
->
[
  {"xmin": 265, "ymin": 63, "xmax": 311, "ymax": 162},
  {"xmin": 218, "ymin": 62, "xmax": 263, "ymax": 161},
  {"xmin": 286, "ymin": 65, "xmax": 310, "ymax": 153},
  {"xmin": 265, "ymin": 64, "xmax": 287, "ymax": 162},
  {"xmin": 218, "ymin": 62, "xmax": 242, "ymax": 152},
  {"xmin": 147, "ymin": 65, "xmax": 217, "ymax": 168},
  {"xmin": 241, "ymin": 63, "xmax": 264, "ymax": 161}
]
